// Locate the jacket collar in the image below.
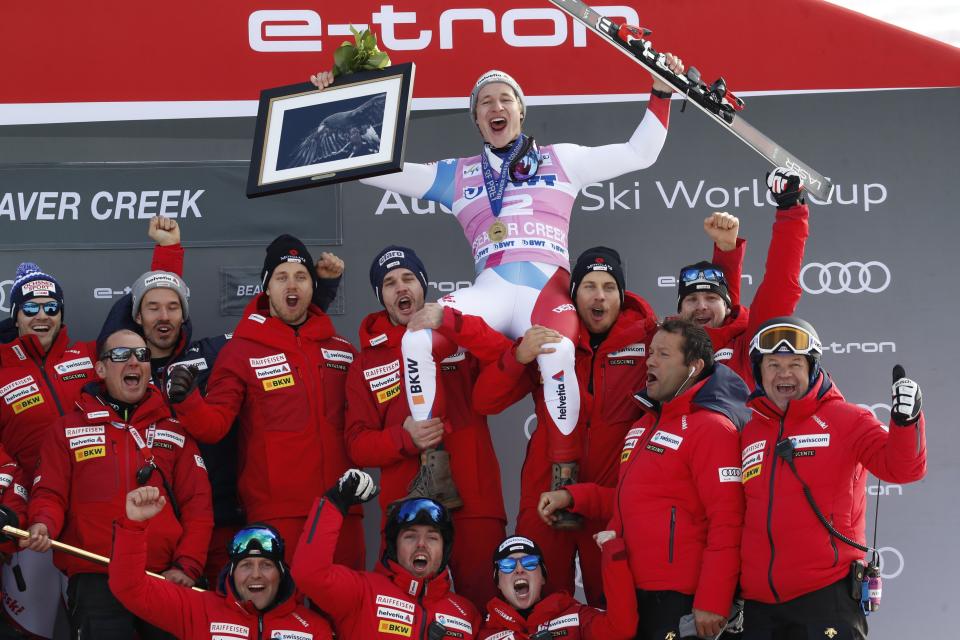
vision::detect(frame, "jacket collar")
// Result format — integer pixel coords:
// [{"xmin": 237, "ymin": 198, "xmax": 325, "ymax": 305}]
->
[
  {"xmin": 233, "ymin": 295, "xmax": 335, "ymax": 348},
  {"xmin": 747, "ymin": 371, "xmax": 842, "ymax": 422},
  {"xmin": 76, "ymin": 383, "xmax": 171, "ymax": 427},
  {"xmin": 484, "ymin": 593, "xmax": 576, "ymax": 633},
  {"xmin": 375, "ymin": 557, "xmax": 453, "ymax": 602},
  {"xmin": 633, "ymin": 364, "xmax": 752, "ymax": 429},
  {"xmin": 225, "ymin": 571, "xmax": 298, "ymax": 620},
  {"xmin": 704, "ymin": 304, "xmax": 749, "ymax": 350},
  {"xmin": 359, "ymin": 310, "xmax": 406, "ymax": 350},
  {"xmin": 1, "ymin": 325, "xmax": 72, "ymax": 366},
  {"xmin": 576, "ymin": 290, "xmax": 657, "ymax": 355}
]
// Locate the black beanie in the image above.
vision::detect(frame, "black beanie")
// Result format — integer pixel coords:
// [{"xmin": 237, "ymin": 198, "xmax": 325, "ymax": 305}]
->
[
  {"xmin": 261, "ymin": 234, "xmax": 317, "ymax": 291},
  {"xmin": 570, "ymin": 246, "xmax": 625, "ymax": 303},
  {"xmin": 676, "ymin": 260, "xmax": 731, "ymax": 311},
  {"xmin": 369, "ymin": 245, "xmax": 429, "ymax": 304},
  {"xmin": 492, "ymin": 535, "xmax": 548, "ymax": 581}
]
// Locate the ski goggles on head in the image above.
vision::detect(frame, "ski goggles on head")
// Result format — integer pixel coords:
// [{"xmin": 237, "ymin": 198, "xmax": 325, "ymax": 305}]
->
[
  {"xmin": 508, "ymin": 137, "xmax": 541, "ymax": 182},
  {"xmin": 751, "ymin": 323, "xmax": 822, "ymax": 356},
  {"xmin": 496, "ymin": 554, "xmax": 541, "ymax": 574},
  {"xmin": 229, "ymin": 525, "xmax": 284, "ymax": 560},
  {"xmin": 99, "ymin": 346, "xmax": 151, "ymax": 363},
  {"xmin": 393, "ymin": 498, "xmax": 447, "ymax": 526},
  {"xmin": 20, "ymin": 300, "xmax": 62, "ymax": 317},
  {"xmin": 679, "ymin": 266, "xmax": 726, "ymax": 285}
]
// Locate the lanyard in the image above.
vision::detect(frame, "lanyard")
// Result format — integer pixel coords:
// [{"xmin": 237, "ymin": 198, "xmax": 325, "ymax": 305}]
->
[
  {"xmin": 480, "ymin": 134, "xmax": 528, "ymax": 217},
  {"xmin": 113, "ymin": 421, "xmax": 157, "ymax": 464}
]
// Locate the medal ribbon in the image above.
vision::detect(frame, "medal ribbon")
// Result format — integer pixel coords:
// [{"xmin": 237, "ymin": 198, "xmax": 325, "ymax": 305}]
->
[{"xmin": 481, "ymin": 134, "xmax": 528, "ymax": 217}]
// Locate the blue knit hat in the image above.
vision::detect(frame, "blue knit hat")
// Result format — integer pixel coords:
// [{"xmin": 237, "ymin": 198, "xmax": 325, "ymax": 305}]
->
[
  {"xmin": 369, "ymin": 245, "xmax": 428, "ymax": 304},
  {"xmin": 10, "ymin": 263, "xmax": 64, "ymax": 318}
]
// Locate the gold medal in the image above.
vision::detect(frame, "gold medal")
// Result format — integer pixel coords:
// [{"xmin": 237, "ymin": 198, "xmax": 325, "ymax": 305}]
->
[{"xmin": 488, "ymin": 220, "xmax": 508, "ymax": 243}]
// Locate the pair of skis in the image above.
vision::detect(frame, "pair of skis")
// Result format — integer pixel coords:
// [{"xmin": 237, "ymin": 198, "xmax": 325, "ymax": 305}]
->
[{"xmin": 549, "ymin": 0, "xmax": 835, "ymax": 201}]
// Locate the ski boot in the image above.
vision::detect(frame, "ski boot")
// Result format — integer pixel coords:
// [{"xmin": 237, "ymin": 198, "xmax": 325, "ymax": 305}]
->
[
  {"xmin": 550, "ymin": 461, "xmax": 582, "ymax": 530},
  {"xmin": 403, "ymin": 448, "xmax": 463, "ymax": 511}
]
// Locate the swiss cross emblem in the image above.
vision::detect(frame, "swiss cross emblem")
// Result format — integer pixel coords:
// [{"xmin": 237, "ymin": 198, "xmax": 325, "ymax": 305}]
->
[
  {"xmin": 595, "ymin": 257, "xmax": 605, "ymax": 263},
  {"xmin": 289, "ymin": 249, "xmax": 299, "ymax": 256}
]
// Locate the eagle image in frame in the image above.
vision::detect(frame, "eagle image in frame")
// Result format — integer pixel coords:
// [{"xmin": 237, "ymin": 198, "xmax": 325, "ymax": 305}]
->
[{"xmin": 247, "ymin": 63, "xmax": 414, "ymax": 197}]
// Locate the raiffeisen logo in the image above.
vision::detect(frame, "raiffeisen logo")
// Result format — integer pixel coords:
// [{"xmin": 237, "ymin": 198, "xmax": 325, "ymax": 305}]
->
[{"xmin": 248, "ymin": 5, "xmax": 641, "ymax": 52}]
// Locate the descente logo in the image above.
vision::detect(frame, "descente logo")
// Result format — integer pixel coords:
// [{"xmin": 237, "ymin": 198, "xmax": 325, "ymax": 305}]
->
[{"xmin": 248, "ymin": 6, "xmax": 641, "ymax": 53}]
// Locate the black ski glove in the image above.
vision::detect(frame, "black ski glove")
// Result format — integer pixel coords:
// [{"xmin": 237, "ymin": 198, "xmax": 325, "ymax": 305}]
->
[
  {"xmin": 325, "ymin": 469, "xmax": 378, "ymax": 514},
  {"xmin": 891, "ymin": 364, "xmax": 922, "ymax": 426},
  {"xmin": 0, "ymin": 505, "xmax": 20, "ymax": 540},
  {"xmin": 766, "ymin": 167, "xmax": 805, "ymax": 209},
  {"xmin": 166, "ymin": 365, "xmax": 199, "ymax": 404}
]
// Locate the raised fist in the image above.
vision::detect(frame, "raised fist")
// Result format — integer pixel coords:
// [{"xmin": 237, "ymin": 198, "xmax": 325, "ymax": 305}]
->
[
  {"xmin": 891, "ymin": 364, "xmax": 922, "ymax": 426},
  {"xmin": 766, "ymin": 167, "xmax": 804, "ymax": 209},
  {"xmin": 326, "ymin": 469, "xmax": 378, "ymax": 513},
  {"xmin": 166, "ymin": 365, "xmax": 198, "ymax": 404},
  {"xmin": 148, "ymin": 216, "xmax": 181, "ymax": 247}
]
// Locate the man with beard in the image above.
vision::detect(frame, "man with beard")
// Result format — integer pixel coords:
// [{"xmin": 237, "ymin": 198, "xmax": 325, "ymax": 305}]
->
[
  {"xmin": 21, "ymin": 329, "xmax": 212, "ymax": 639},
  {"xmin": 478, "ymin": 533, "xmax": 637, "ymax": 639},
  {"xmin": 292, "ymin": 469, "xmax": 480, "ymax": 639},
  {"xmin": 108, "ymin": 486, "xmax": 333, "ymax": 640},
  {"xmin": 471, "ymin": 247, "xmax": 658, "ymax": 605},
  {"xmin": 167, "ymin": 234, "xmax": 362, "ymax": 569},
  {"xmin": 344, "ymin": 245, "xmax": 510, "ymax": 611},
  {"xmin": 675, "ymin": 167, "xmax": 811, "ymax": 386},
  {"xmin": 539, "ymin": 319, "xmax": 749, "ymax": 640}
]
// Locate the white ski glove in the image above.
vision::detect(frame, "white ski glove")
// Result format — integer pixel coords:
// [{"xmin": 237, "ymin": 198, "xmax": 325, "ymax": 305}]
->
[{"xmin": 891, "ymin": 365, "xmax": 922, "ymax": 426}]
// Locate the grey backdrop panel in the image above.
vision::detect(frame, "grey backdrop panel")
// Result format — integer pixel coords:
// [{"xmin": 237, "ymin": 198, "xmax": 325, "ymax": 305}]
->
[{"xmin": 0, "ymin": 88, "xmax": 954, "ymax": 637}]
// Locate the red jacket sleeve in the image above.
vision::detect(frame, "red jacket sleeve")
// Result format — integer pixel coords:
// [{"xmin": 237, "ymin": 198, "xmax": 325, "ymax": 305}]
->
[
  {"xmin": 344, "ymin": 361, "xmax": 418, "ymax": 467},
  {"xmin": 170, "ymin": 435, "xmax": 214, "ymax": 580},
  {"xmin": 27, "ymin": 422, "xmax": 70, "ymax": 538},
  {"xmin": 108, "ymin": 517, "xmax": 205, "ymax": 639},
  {"xmin": 0, "ymin": 449, "xmax": 28, "ymax": 553},
  {"xmin": 435, "ymin": 307, "xmax": 514, "ymax": 366},
  {"xmin": 852, "ymin": 410, "xmax": 927, "ymax": 484},
  {"xmin": 712, "ymin": 238, "xmax": 746, "ymax": 308},
  {"xmin": 291, "ymin": 497, "xmax": 368, "ymax": 621},
  {"xmin": 175, "ymin": 346, "xmax": 245, "ymax": 444},
  {"xmin": 471, "ymin": 345, "xmax": 538, "ymax": 415},
  {"xmin": 566, "ymin": 482, "xmax": 615, "ymax": 524},
  {"xmin": 580, "ymin": 537, "xmax": 638, "ymax": 640},
  {"xmin": 150, "ymin": 243, "xmax": 184, "ymax": 276},
  {"xmin": 745, "ymin": 204, "xmax": 810, "ymax": 340},
  {"xmin": 689, "ymin": 416, "xmax": 744, "ymax": 617}
]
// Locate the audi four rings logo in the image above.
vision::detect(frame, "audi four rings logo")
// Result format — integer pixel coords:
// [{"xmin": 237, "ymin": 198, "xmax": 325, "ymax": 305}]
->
[
  {"xmin": 0, "ymin": 279, "xmax": 12, "ymax": 313},
  {"xmin": 800, "ymin": 261, "xmax": 891, "ymax": 294}
]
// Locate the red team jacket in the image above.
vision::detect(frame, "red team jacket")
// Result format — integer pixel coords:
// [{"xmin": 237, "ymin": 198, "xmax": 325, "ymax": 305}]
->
[
  {"xmin": 346, "ymin": 307, "xmax": 510, "ymax": 520},
  {"xmin": 175, "ymin": 295, "xmax": 358, "ymax": 524},
  {"xmin": 0, "ymin": 242, "xmax": 183, "ymax": 478},
  {"xmin": 0, "ymin": 447, "xmax": 28, "ymax": 553},
  {"xmin": 478, "ymin": 538, "xmax": 637, "ymax": 640},
  {"xmin": 706, "ymin": 204, "xmax": 810, "ymax": 385},
  {"xmin": 292, "ymin": 497, "xmax": 481, "ymax": 640},
  {"xmin": 566, "ymin": 366, "xmax": 750, "ymax": 617},
  {"xmin": 109, "ymin": 517, "xmax": 333, "ymax": 640},
  {"xmin": 740, "ymin": 374, "xmax": 927, "ymax": 604},
  {"xmin": 472, "ymin": 292, "xmax": 658, "ymax": 511},
  {"xmin": 29, "ymin": 386, "xmax": 213, "ymax": 578}
]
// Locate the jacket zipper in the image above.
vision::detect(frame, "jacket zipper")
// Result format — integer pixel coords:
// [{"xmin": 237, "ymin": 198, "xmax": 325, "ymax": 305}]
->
[
  {"xmin": 36, "ymin": 351, "xmax": 65, "ymax": 415},
  {"xmin": 828, "ymin": 513, "xmax": 839, "ymax": 566},
  {"xmin": 766, "ymin": 415, "xmax": 785, "ymax": 603},
  {"xmin": 416, "ymin": 583, "xmax": 427, "ymax": 639},
  {"xmin": 258, "ymin": 614, "xmax": 263, "ymax": 640},
  {"xmin": 616, "ymin": 413, "xmax": 658, "ymax": 538},
  {"xmin": 668, "ymin": 506, "xmax": 676, "ymax": 563}
]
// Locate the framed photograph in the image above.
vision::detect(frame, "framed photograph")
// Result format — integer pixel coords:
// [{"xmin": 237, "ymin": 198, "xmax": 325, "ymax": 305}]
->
[{"xmin": 247, "ymin": 62, "xmax": 415, "ymax": 198}]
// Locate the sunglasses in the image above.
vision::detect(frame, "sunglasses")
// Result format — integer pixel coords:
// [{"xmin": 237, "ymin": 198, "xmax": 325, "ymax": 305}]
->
[
  {"xmin": 496, "ymin": 554, "xmax": 541, "ymax": 574},
  {"xmin": 99, "ymin": 346, "xmax": 151, "ymax": 363},
  {"xmin": 230, "ymin": 526, "xmax": 284, "ymax": 558},
  {"xmin": 751, "ymin": 323, "xmax": 822, "ymax": 356},
  {"xmin": 394, "ymin": 498, "xmax": 447, "ymax": 525},
  {"xmin": 679, "ymin": 267, "xmax": 726, "ymax": 285},
  {"xmin": 21, "ymin": 300, "xmax": 61, "ymax": 317}
]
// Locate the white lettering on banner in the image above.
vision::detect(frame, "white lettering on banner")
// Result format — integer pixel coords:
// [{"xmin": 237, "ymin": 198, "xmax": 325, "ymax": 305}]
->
[
  {"xmin": 249, "ymin": 353, "xmax": 287, "ymax": 368},
  {"xmin": 4, "ymin": 384, "xmax": 39, "ymax": 405},
  {"xmin": 210, "ymin": 622, "xmax": 250, "ymax": 635},
  {"xmin": 89, "ymin": 190, "xmax": 204, "ymax": 220},
  {"xmin": 369, "ymin": 371, "xmax": 401, "ymax": 391},
  {"xmin": 435, "ymin": 613, "xmax": 473, "ymax": 634},
  {"xmin": 378, "ymin": 606, "xmax": 415, "ymax": 625},
  {"xmin": 255, "ymin": 363, "xmax": 292, "ymax": 379},
  {"xmin": 823, "ymin": 341, "xmax": 896, "ymax": 354},
  {"xmin": 742, "ymin": 440, "xmax": 766, "ymax": 460},
  {"xmin": 69, "ymin": 435, "xmax": 105, "ymax": 449},
  {"xmin": 718, "ymin": 467, "xmax": 742, "ymax": 482},
  {"xmin": 364, "ymin": 360, "xmax": 401, "ymax": 380},
  {"xmin": 0, "ymin": 193, "xmax": 80, "ymax": 222},
  {"xmin": 650, "ymin": 430, "xmax": 683, "ymax": 450},
  {"xmin": 428, "ymin": 281, "xmax": 471, "ymax": 294},
  {"xmin": 65, "ymin": 426, "xmax": 105, "ymax": 437},
  {"xmin": 742, "ymin": 451, "xmax": 763, "ymax": 469},
  {"xmin": 373, "ymin": 190, "xmax": 454, "ymax": 216},
  {"xmin": 54, "ymin": 357, "xmax": 93, "ymax": 375},
  {"xmin": 789, "ymin": 434, "xmax": 831, "ymax": 448},
  {"xmin": 608, "ymin": 343, "xmax": 646, "ymax": 357},
  {"xmin": 539, "ymin": 613, "xmax": 579, "ymax": 630},
  {"xmin": 155, "ymin": 430, "xmax": 186, "ymax": 448},
  {"xmin": 375, "ymin": 595, "xmax": 416, "ymax": 613},
  {"xmin": 249, "ymin": 10, "xmax": 323, "ymax": 52},
  {"xmin": 321, "ymin": 348, "xmax": 354, "ymax": 363},
  {"xmin": 0, "ymin": 376, "xmax": 33, "ymax": 398}
]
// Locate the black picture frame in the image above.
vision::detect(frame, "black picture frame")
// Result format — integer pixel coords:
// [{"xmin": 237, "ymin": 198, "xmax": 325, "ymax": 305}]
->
[{"xmin": 246, "ymin": 62, "xmax": 415, "ymax": 198}]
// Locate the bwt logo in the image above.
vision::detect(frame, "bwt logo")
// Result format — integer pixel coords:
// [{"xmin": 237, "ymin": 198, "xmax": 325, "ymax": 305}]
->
[
  {"xmin": 800, "ymin": 261, "xmax": 891, "ymax": 295},
  {"xmin": 0, "ymin": 279, "xmax": 12, "ymax": 313},
  {"xmin": 249, "ymin": 6, "xmax": 641, "ymax": 52}
]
